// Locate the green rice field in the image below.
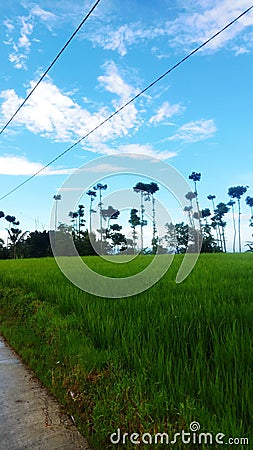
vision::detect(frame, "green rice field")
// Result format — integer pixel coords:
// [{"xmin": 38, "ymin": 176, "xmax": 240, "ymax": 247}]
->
[{"xmin": 0, "ymin": 254, "xmax": 252, "ymax": 449}]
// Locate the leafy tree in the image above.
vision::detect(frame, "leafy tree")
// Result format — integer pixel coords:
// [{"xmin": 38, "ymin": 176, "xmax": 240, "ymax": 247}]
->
[
  {"xmin": 201, "ymin": 223, "xmax": 219, "ymax": 253},
  {"xmin": 24, "ymin": 230, "xmax": 52, "ymax": 258},
  {"xmin": 163, "ymin": 222, "xmax": 194, "ymax": 254},
  {"xmin": 0, "ymin": 238, "xmax": 8, "ymax": 259},
  {"xmin": 228, "ymin": 185, "xmax": 248, "ymax": 252},
  {"xmin": 74, "ymin": 230, "xmax": 97, "ymax": 256},
  {"xmin": 129, "ymin": 208, "xmax": 141, "ymax": 254},
  {"xmin": 106, "ymin": 224, "xmax": 127, "ymax": 253},
  {"xmin": 7, "ymin": 227, "xmax": 28, "ymax": 259},
  {"xmin": 163, "ymin": 222, "xmax": 177, "ymax": 253},
  {"xmin": 212, "ymin": 202, "xmax": 230, "ymax": 253}
]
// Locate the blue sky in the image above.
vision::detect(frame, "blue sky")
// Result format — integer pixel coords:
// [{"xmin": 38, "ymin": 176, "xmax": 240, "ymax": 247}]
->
[{"xmin": 0, "ymin": 0, "xmax": 253, "ymax": 250}]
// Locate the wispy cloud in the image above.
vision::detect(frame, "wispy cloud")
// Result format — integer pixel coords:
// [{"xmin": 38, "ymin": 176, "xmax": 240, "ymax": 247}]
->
[
  {"xmin": 3, "ymin": 4, "xmax": 57, "ymax": 69},
  {"xmin": 87, "ymin": 0, "xmax": 253, "ymax": 56},
  {"xmin": 168, "ymin": 119, "xmax": 217, "ymax": 143},
  {"xmin": 30, "ymin": 4, "xmax": 57, "ymax": 25},
  {"xmin": 88, "ymin": 23, "xmax": 162, "ymax": 57},
  {"xmin": 149, "ymin": 101, "xmax": 184, "ymax": 124},
  {"xmin": 164, "ymin": 0, "xmax": 253, "ymax": 53},
  {"xmin": 84, "ymin": 143, "xmax": 177, "ymax": 160},
  {"xmin": 6, "ymin": 15, "xmax": 34, "ymax": 69}
]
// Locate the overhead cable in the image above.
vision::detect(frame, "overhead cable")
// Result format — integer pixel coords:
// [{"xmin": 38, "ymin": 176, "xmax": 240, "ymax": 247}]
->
[
  {"xmin": 0, "ymin": 0, "xmax": 102, "ymax": 136},
  {"xmin": 0, "ymin": 4, "xmax": 252, "ymax": 201}
]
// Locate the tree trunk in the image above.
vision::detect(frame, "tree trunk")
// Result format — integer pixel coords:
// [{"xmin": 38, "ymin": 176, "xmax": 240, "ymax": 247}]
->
[
  {"xmin": 238, "ymin": 199, "xmax": 241, "ymax": 253},
  {"xmin": 152, "ymin": 195, "xmax": 157, "ymax": 253},
  {"xmin": 140, "ymin": 191, "xmax": 144, "ymax": 252},
  {"xmin": 222, "ymin": 227, "xmax": 227, "ymax": 253},
  {"xmin": 231, "ymin": 204, "xmax": 236, "ymax": 253}
]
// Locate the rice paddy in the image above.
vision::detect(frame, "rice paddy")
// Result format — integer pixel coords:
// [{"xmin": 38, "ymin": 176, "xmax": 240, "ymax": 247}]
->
[{"xmin": 0, "ymin": 253, "xmax": 252, "ymax": 448}]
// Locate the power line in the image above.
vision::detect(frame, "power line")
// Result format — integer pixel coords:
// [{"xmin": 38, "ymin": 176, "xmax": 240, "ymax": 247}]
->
[
  {"xmin": 0, "ymin": 0, "xmax": 102, "ymax": 136},
  {"xmin": 0, "ymin": 4, "xmax": 252, "ymax": 202}
]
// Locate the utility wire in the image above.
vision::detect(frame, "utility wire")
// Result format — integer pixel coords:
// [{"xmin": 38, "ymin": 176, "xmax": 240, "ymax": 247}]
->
[
  {"xmin": 0, "ymin": 4, "xmax": 252, "ymax": 202},
  {"xmin": 0, "ymin": 0, "xmax": 102, "ymax": 136}
]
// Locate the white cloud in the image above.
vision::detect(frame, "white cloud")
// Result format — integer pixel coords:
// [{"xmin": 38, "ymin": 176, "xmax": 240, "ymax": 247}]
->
[
  {"xmin": 0, "ymin": 155, "xmax": 75, "ymax": 176},
  {"xmin": 168, "ymin": 119, "xmax": 217, "ymax": 143},
  {"xmin": 160, "ymin": 0, "xmax": 253, "ymax": 55},
  {"xmin": 88, "ymin": 0, "xmax": 253, "ymax": 56},
  {"xmin": 149, "ymin": 101, "xmax": 183, "ymax": 124},
  {"xmin": 98, "ymin": 61, "xmax": 137, "ymax": 102},
  {"xmin": 0, "ymin": 71, "xmax": 139, "ymax": 145}
]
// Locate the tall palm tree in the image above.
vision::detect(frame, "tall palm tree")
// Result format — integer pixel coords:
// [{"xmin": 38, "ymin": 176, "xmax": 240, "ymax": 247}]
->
[
  {"xmin": 201, "ymin": 208, "xmax": 211, "ymax": 225},
  {"xmin": 53, "ymin": 194, "xmax": 61, "ymax": 231},
  {"xmin": 246, "ymin": 196, "xmax": 253, "ymax": 226},
  {"xmin": 184, "ymin": 205, "xmax": 194, "ymax": 228},
  {"xmin": 76, "ymin": 205, "xmax": 85, "ymax": 238},
  {"xmin": 227, "ymin": 200, "xmax": 236, "ymax": 252},
  {"xmin": 189, "ymin": 172, "xmax": 202, "ymax": 231},
  {"xmin": 228, "ymin": 185, "xmax": 248, "ymax": 252},
  {"xmin": 133, "ymin": 182, "xmax": 148, "ymax": 252},
  {"xmin": 145, "ymin": 182, "xmax": 159, "ymax": 253},
  {"xmin": 86, "ymin": 190, "xmax": 97, "ymax": 233},
  {"xmin": 68, "ymin": 211, "xmax": 78, "ymax": 236},
  {"xmin": 207, "ymin": 194, "xmax": 219, "ymax": 247},
  {"xmin": 93, "ymin": 183, "xmax": 108, "ymax": 246},
  {"xmin": 185, "ymin": 192, "xmax": 196, "ymax": 228},
  {"xmin": 101, "ymin": 205, "xmax": 120, "ymax": 241}
]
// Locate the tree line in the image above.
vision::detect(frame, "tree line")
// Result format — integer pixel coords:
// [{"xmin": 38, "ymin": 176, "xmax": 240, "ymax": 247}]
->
[{"xmin": 0, "ymin": 171, "xmax": 252, "ymax": 259}]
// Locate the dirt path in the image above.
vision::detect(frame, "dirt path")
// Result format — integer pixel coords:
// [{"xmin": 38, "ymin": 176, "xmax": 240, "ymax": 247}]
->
[{"xmin": 0, "ymin": 336, "xmax": 91, "ymax": 450}]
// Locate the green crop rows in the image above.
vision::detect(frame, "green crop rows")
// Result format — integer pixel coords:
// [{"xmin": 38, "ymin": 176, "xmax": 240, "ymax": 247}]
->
[{"xmin": 0, "ymin": 254, "xmax": 252, "ymax": 449}]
